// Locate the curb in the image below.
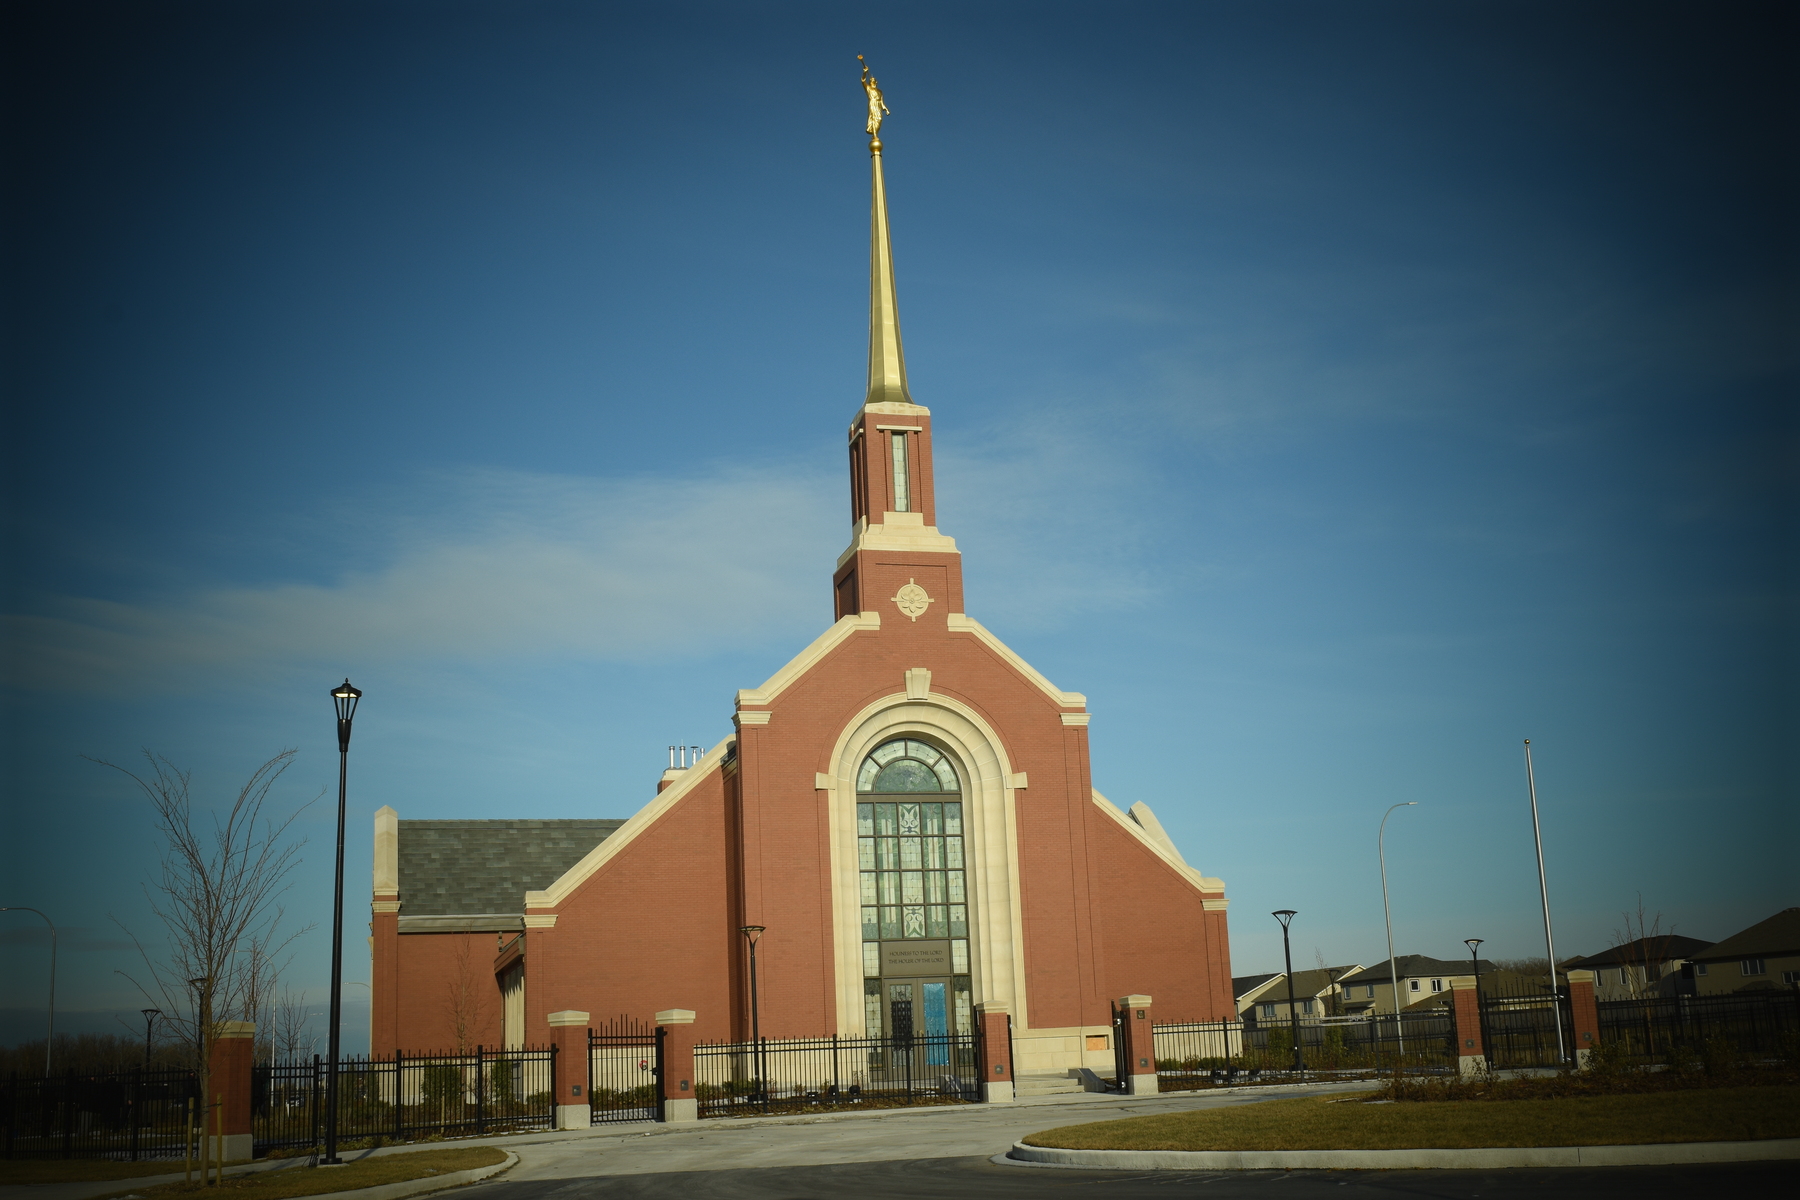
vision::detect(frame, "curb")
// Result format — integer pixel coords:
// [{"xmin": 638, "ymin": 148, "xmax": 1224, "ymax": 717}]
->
[
  {"xmin": 293, "ymin": 1150, "xmax": 518, "ymax": 1200},
  {"xmin": 1004, "ymin": 1138, "xmax": 1800, "ymax": 1171}
]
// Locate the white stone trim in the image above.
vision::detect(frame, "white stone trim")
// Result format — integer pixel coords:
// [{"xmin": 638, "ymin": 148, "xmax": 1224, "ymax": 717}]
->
[
  {"xmin": 529, "ymin": 734, "xmax": 736, "ymax": 909},
  {"xmin": 1125, "ymin": 802, "xmax": 1185, "ymax": 866},
  {"xmin": 946, "ymin": 614, "xmax": 1085, "ymax": 709},
  {"xmin": 373, "ymin": 806, "xmax": 398, "ymax": 894},
  {"xmin": 737, "ymin": 613, "xmax": 881, "ymax": 708},
  {"xmin": 736, "ymin": 711, "xmax": 773, "ymax": 725},
  {"xmin": 1060, "ymin": 713, "xmax": 1091, "ymax": 726},
  {"xmin": 836, "ymin": 517, "xmax": 959, "ymax": 568},
  {"xmin": 823, "ymin": 695, "xmax": 1030, "ymax": 1035},
  {"xmin": 815, "ymin": 772, "xmax": 834, "ymax": 790},
  {"xmin": 371, "ymin": 900, "xmax": 401, "ymax": 914},
  {"xmin": 1008, "ymin": 772, "xmax": 1028, "ymax": 790},
  {"xmin": 523, "ymin": 914, "xmax": 558, "ymax": 929},
  {"xmin": 1202, "ymin": 897, "xmax": 1229, "ymax": 911},
  {"xmin": 874, "ymin": 424, "xmax": 924, "ymax": 432},
  {"xmin": 904, "ymin": 667, "xmax": 931, "ymax": 698},
  {"xmin": 1091, "ymin": 790, "xmax": 1226, "ymax": 893},
  {"xmin": 864, "ymin": 401, "xmax": 930, "ymax": 416},
  {"xmin": 546, "ymin": 1010, "xmax": 589, "ymax": 1027}
]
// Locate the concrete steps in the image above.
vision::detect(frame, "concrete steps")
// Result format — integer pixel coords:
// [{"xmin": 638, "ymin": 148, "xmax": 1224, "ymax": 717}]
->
[{"xmin": 1012, "ymin": 1072, "xmax": 1087, "ymax": 1097}]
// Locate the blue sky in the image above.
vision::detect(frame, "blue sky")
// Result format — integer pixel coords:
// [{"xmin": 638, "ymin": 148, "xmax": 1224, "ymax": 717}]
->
[{"xmin": 2, "ymin": 1, "xmax": 1792, "ymax": 1049}]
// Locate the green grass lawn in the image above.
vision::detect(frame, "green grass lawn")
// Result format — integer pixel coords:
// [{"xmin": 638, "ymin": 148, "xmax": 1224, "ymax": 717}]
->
[
  {"xmin": 74, "ymin": 1147, "xmax": 509, "ymax": 1200},
  {"xmin": 1023, "ymin": 1086, "xmax": 1800, "ymax": 1151}
]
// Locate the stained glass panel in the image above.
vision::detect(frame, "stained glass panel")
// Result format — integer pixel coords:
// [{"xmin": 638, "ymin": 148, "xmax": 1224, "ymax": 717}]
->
[
  {"xmin": 856, "ymin": 803, "xmax": 874, "ymax": 835},
  {"xmin": 900, "ymin": 837, "xmax": 921, "ymax": 869},
  {"xmin": 902, "ymin": 906, "xmax": 925, "ymax": 937}
]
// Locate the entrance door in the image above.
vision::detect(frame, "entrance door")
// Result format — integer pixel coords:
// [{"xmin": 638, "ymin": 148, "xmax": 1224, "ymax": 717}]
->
[{"xmin": 884, "ymin": 979, "xmax": 954, "ymax": 1072}]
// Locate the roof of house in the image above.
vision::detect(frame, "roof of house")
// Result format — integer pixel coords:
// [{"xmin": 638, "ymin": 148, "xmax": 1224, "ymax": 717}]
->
[
  {"xmin": 398, "ymin": 819, "xmax": 626, "ymax": 917},
  {"xmin": 1239, "ymin": 966, "xmax": 1358, "ymax": 1003},
  {"xmin": 1337, "ymin": 955, "xmax": 1495, "ymax": 984},
  {"xmin": 1689, "ymin": 908, "xmax": 1800, "ymax": 962},
  {"xmin": 1233, "ymin": 973, "xmax": 1279, "ymax": 999},
  {"xmin": 1567, "ymin": 935, "xmax": 1714, "ymax": 969}
]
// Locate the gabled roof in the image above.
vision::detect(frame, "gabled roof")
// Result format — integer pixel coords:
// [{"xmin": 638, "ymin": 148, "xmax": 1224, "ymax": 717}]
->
[
  {"xmin": 1337, "ymin": 955, "xmax": 1495, "ymax": 985},
  {"xmin": 1567, "ymin": 935, "xmax": 1714, "ymax": 969},
  {"xmin": 398, "ymin": 819, "xmax": 626, "ymax": 918},
  {"xmin": 1233, "ymin": 973, "xmax": 1279, "ymax": 1000},
  {"xmin": 1690, "ymin": 908, "xmax": 1800, "ymax": 962}
]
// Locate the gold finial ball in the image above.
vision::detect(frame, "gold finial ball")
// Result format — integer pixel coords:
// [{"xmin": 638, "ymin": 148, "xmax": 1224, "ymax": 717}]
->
[{"xmin": 868, "ymin": 136, "xmax": 882, "ymax": 152}]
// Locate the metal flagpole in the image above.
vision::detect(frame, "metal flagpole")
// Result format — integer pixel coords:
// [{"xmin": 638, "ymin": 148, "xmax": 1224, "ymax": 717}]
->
[
  {"xmin": 1523, "ymin": 740, "xmax": 1566, "ymax": 1062},
  {"xmin": 1378, "ymin": 804, "xmax": 1416, "ymax": 1057}
]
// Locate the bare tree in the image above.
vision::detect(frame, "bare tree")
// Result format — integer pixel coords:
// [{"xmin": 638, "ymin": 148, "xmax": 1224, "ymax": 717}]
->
[
  {"xmin": 271, "ymin": 986, "xmax": 316, "ymax": 1060},
  {"xmin": 96, "ymin": 750, "xmax": 315, "ymax": 1121},
  {"xmin": 445, "ymin": 938, "xmax": 493, "ymax": 1054},
  {"xmin": 1611, "ymin": 894, "xmax": 1677, "ymax": 1000}
]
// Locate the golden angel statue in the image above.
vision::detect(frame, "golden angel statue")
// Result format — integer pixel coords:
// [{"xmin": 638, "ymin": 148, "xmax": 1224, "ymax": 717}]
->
[{"xmin": 858, "ymin": 55, "xmax": 889, "ymax": 137}]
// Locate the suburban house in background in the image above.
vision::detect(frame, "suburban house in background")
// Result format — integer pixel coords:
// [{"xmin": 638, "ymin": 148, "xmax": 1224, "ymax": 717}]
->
[
  {"xmin": 1565, "ymin": 935, "xmax": 1714, "ymax": 1000},
  {"xmin": 1687, "ymin": 908, "xmax": 1800, "ymax": 995},
  {"xmin": 1235, "ymin": 966, "xmax": 1359, "ymax": 1022},
  {"xmin": 1334, "ymin": 955, "xmax": 1499, "ymax": 1015}
]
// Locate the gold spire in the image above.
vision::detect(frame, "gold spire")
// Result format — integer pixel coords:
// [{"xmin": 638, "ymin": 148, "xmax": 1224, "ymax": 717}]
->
[{"xmin": 860, "ymin": 58, "xmax": 912, "ymax": 408}]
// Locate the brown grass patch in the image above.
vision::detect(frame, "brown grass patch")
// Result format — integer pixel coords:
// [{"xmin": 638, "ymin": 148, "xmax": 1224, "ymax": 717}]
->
[
  {"xmin": 80, "ymin": 1147, "xmax": 508, "ymax": 1200},
  {"xmin": 1023, "ymin": 1086, "xmax": 1800, "ymax": 1151}
]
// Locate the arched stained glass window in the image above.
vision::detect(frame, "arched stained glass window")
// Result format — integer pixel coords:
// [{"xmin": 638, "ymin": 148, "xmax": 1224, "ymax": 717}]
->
[{"xmin": 855, "ymin": 737, "xmax": 971, "ymax": 1035}]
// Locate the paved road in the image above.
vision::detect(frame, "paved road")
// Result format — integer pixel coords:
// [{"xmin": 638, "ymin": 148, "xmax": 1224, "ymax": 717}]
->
[
  {"xmin": 480, "ymin": 1158, "xmax": 1784, "ymax": 1199},
  {"xmin": 455, "ymin": 1085, "xmax": 1787, "ymax": 1199}
]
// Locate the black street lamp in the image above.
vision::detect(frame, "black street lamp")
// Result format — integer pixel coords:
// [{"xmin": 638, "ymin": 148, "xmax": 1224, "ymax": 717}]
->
[
  {"xmin": 141, "ymin": 1009, "xmax": 161, "ymax": 1069},
  {"xmin": 739, "ymin": 925, "xmax": 765, "ymax": 1109},
  {"xmin": 323, "ymin": 679, "xmax": 362, "ymax": 1166},
  {"xmin": 1465, "ymin": 938, "xmax": 1488, "ymax": 1065},
  {"xmin": 1272, "ymin": 910, "xmax": 1304, "ymax": 1074}
]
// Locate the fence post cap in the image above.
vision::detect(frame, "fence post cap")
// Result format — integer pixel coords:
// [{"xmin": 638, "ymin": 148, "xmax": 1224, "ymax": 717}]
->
[
  {"xmin": 1116, "ymin": 994, "xmax": 1153, "ymax": 1008},
  {"xmin": 654, "ymin": 1009, "xmax": 696, "ymax": 1025},
  {"xmin": 1449, "ymin": 979, "xmax": 1479, "ymax": 991},
  {"xmin": 215, "ymin": 1021, "xmax": 256, "ymax": 1038},
  {"xmin": 1565, "ymin": 970, "xmax": 1595, "ymax": 985},
  {"xmin": 975, "ymin": 1002, "xmax": 1009, "ymax": 1016},
  {"xmin": 546, "ymin": 1010, "xmax": 590, "ymax": 1027}
]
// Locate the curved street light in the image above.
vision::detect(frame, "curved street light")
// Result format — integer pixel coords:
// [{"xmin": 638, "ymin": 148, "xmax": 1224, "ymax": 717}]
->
[
  {"xmin": 141, "ymin": 1008, "xmax": 162, "ymax": 1069},
  {"xmin": 1, "ymin": 907, "xmax": 56, "ymax": 1076},
  {"xmin": 324, "ymin": 679, "xmax": 362, "ymax": 1165},
  {"xmin": 1271, "ymin": 910, "xmax": 1303, "ymax": 1074},
  {"xmin": 1378, "ymin": 803, "xmax": 1418, "ymax": 1056},
  {"xmin": 739, "ymin": 926, "xmax": 766, "ymax": 1110}
]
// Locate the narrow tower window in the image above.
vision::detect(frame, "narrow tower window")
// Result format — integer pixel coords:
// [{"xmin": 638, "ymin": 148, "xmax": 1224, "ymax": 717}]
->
[{"xmin": 891, "ymin": 432, "xmax": 910, "ymax": 512}]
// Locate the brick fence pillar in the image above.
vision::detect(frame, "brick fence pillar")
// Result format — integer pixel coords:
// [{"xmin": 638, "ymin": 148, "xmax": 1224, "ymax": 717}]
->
[
  {"xmin": 975, "ymin": 1002, "xmax": 1013, "ymax": 1103},
  {"xmin": 547, "ymin": 1010, "xmax": 590, "ymax": 1131},
  {"xmin": 1566, "ymin": 970, "xmax": 1600, "ymax": 1069},
  {"xmin": 1450, "ymin": 981, "xmax": 1486, "ymax": 1077},
  {"xmin": 208, "ymin": 1021, "xmax": 255, "ymax": 1163},
  {"xmin": 656, "ymin": 1009, "xmax": 698, "ymax": 1121},
  {"xmin": 1116, "ymin": 995, "xmax": 1158, "ymax": 1095}
]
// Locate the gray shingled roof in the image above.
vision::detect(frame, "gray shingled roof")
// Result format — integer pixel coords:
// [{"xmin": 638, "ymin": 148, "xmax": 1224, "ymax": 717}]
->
[{"xmin": 398, "ymin": 820, "xmax": 625, "ymax": 916}]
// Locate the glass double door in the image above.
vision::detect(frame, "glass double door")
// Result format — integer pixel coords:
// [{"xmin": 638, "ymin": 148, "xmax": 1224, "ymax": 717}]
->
[{"xmin": 882, "ymin": 978, "xmax": 956, "ymax": 1069}]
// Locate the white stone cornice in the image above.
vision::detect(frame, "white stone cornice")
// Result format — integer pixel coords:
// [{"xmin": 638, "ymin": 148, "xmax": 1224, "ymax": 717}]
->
[
  {"xmin": 836, "ymin": 513, "xmax": 958, "ymax": 568},
  {"xmin": 946, "ymin": 614, "xmax": 1085, "ymax": 710},
  {"xmin": 737, "ymin": 611, "xmax": 881, "ymax": 708}
]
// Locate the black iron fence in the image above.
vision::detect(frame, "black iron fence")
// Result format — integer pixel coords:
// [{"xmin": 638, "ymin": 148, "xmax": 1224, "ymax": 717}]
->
[
  {"xmin": 1597, "ymin": 989, "xmax": 1800, "ymax": 1064},
  {"xmin": 588, "ymin": 1022, "xmax": 661, "ymax": 1125},
  {"xmin": 1480, "ymin": 984, "xmax": 1568, "ymax": 1069},
  {"xmin": 693, "ymin": 1030, "xmax": 982, "ymax": 1118},
  {"xmin": 2, "ymin": 1068, "xmax": 199, "ymax": 1161},
  {"xmin": 252, "ymin": 1047, "xmax": 557, "ymax": 1155},
  {"xmin": 1152, "ymin": 1011, "xmax": 1454, "ymax": 1088}
]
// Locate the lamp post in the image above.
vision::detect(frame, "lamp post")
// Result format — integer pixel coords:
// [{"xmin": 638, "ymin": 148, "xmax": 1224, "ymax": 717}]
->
[
  {"xmin": 1272, "ymin": 911, "xmax": 1304, "ymax": 1074},
  {"xmin": 739, "ymin": 926, "xmax": 765, "ymax": 1109},
  {"xmin": 323, "ymin": 679, "xmax": 362, "ymax": 1165},
  {"xmin": 1465, "ymin": 939, "xmax": 1488, "ymax": 1066},
  {"xmin": 1, "ymin": 908, "xmax": 56, "ymax": 1076},
  {"xmin": 1377, "ymin": 803, "xmax": 1417, "ymax": 1058},
  {"xmin": 1522, "ymin": 740, "xmax": 1567, "ymax": 1062},
  {"xmin": 141, "ymin": 1009, "xmax": 161, "ymax": 1069}
]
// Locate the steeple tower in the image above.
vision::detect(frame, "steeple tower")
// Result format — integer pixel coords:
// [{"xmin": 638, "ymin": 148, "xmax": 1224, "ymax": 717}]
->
[
  {"xmin": 833, "ymin": 62, "xmax": 961, "ymax": 623},
  {"xmin": 865, "ymin": 135, "xmax": 911, "ymax": 408}
]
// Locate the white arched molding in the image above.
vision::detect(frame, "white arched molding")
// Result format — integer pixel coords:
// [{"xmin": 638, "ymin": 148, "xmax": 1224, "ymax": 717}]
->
[{"xmin": 823, "ymin": 695, "xmax": 1029, "ymax": 1035}]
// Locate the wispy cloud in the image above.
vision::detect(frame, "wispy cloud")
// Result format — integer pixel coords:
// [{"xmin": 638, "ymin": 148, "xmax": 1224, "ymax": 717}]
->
[{"xmin": 4, "ymin": 465, "xmax": 847, "ymax": 696}]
